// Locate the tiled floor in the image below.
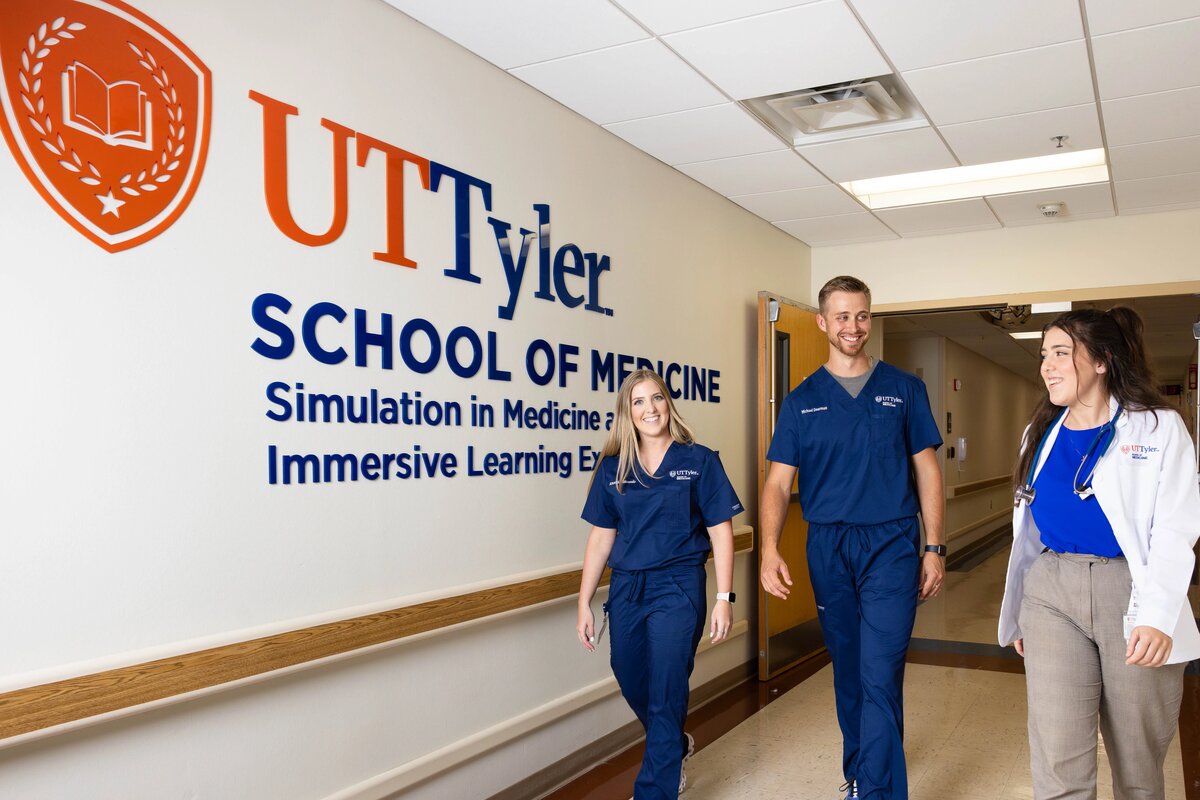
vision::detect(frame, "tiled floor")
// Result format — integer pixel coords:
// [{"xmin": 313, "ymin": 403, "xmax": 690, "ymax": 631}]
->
[
  {"xmin": 678, "ymin": 661, "xmax": 1184, "ymax": 799},
  {"xmin": 545, "ymin": 545, "xmax": 1197, "ymax": 799}
]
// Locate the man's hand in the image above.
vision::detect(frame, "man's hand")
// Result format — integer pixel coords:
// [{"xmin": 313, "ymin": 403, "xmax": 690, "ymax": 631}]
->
[
  {"xmin": 1126, "ymin": 626, "xmax": 1173, "ymax": 667},
  {"xmin": 918, "ymin": 551, "xmax": 945, "ymax": 599},
  {"xmin": 760, "ymin": 550, "xmax": 793, "ymax": 599}
]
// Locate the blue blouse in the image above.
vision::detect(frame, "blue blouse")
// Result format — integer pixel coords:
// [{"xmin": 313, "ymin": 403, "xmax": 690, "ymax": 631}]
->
[{"xmin": 1031, "ymin": 425, "xmax": 1122, "ymax": 557}]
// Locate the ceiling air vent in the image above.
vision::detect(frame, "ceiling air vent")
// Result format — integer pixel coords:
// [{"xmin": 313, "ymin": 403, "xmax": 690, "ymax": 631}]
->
[{"xmin": 741, "ymin": 75, "xmax": 927, "ymax": 146}]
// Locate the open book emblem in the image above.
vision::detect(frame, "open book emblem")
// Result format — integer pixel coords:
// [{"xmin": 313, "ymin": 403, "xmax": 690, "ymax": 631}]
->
[
  {"xmin": 63, "ymin": 61, "xmax": 153, "ymax": 150},
  {"xmin": 0, "ymin": 0, "xmax": 211, "ymax": 252}
]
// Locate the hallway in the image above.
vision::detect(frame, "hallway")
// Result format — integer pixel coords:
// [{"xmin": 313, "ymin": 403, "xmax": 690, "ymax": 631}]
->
[{"xmin": 546, "ymin": 546, "xmax": 1197, "ymax": 799}]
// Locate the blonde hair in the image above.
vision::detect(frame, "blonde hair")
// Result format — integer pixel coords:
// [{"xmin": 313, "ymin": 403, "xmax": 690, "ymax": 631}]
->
[{"xmin": 595, "ymin": 369, "xmax": 695, "ymax": 493}]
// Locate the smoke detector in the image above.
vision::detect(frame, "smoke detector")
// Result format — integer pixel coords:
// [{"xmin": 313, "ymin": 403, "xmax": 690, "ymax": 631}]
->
[{"xmin": 1038, "ymin": 202, "xmax": 1065, "ymax": 218}]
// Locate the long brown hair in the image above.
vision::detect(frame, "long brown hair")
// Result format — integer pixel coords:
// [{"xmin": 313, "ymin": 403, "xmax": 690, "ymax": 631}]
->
[
  {"xmin": 1013, "ymin": 306, "xmax": 1171, "ymax": 490},
  {"xmin": 593, "ymin": 369, "xmax": 695, "ymax": 493}
]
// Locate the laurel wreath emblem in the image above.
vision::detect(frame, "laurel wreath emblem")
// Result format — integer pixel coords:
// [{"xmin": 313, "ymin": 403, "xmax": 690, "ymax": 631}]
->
[{"xmin": 16, "ymin": 16, "xmax": 189, "ymax": 201}]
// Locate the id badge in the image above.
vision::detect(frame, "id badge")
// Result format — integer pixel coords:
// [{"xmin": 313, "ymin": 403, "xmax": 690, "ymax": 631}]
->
[
  {"xmin": 594, "ymin": 611, "xmax": 609, "ymax": 645},
  {"xmin": 1123, "ymin": 587, "xmax": 1140, "ymax": 641}
]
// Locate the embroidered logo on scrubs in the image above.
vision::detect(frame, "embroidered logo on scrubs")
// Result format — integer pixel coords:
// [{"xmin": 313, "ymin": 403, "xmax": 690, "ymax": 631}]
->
[
  {"xmin": 1119, "ymin": 444, "xmax": 1159, "ymax": 461},
  {"xmin": 874, "ymin": 395, "xmax": 904, "ymax": 408},
  {"xmin": 800, "ymin": 405, "xmax": 829, "ymax": 414},
  {"xmin": 669, "ymin": 469, "xmax": 699, "ymax": 481}
]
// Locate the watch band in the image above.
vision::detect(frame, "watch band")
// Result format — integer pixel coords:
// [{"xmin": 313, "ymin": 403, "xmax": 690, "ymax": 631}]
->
[
  {"xmin": 924, "ymin": 544, "xmax": 947, "ymax": 557},
  {"xmin": 715, "ymin": 591, "xmax": 736, "ymax": 603}
]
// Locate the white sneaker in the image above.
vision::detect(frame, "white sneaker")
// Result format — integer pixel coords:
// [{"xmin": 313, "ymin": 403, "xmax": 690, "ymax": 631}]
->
[{"xmin": 679, "ymin": 732, "xmax": 694, "ymax": 794}]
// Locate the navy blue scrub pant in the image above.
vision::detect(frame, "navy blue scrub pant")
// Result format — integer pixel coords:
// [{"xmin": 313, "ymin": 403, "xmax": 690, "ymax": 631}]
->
[
  {"xmin": 808, "ymin": 517, "xmax": 920, "ymax": 800},
  {"xmin": 607, "ymin": 563, "xmax": 706, "ymax": 800}
]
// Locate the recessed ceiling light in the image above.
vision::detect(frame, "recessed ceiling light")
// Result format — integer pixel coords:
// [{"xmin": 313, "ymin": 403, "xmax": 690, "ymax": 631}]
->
[
  {"xmin": 1010, "ymin": 331, "xmax": 1042, "ymax": 340},
  {"xmin": 1031, "ymin": 301, "xmax": 1072, "ymax": 313},
  {"xmin": 842, "ymin": 149, "xmax": 1108, "ymax": 209}
]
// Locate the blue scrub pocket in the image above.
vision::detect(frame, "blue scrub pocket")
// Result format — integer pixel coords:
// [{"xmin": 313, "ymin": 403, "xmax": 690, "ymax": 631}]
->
[{"xmin": 868, "ymin": 412, "xmax": 905, "ymax": 457}]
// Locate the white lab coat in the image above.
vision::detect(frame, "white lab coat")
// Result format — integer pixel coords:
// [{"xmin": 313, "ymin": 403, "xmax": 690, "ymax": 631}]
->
[{"xmin": 998, "ymin": 397, "xmax": 1200, "ymax": 664}]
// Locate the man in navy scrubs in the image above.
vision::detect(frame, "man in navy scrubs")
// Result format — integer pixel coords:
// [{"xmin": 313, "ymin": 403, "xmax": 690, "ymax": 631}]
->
[{"xmin": 760, "ymin": 275, "xmax": 945, "ymax": 800}]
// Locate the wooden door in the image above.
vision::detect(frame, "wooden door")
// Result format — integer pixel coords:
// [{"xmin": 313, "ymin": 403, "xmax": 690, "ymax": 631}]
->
[{"xmin": 756, "ymin": 292, "xmax": 829, "ymax": 680}]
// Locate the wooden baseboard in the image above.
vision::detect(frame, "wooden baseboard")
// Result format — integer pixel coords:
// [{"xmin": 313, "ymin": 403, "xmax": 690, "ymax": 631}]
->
[{"xmin": 486, "ymin": 660, "xmax": 756, "ymax": 800}]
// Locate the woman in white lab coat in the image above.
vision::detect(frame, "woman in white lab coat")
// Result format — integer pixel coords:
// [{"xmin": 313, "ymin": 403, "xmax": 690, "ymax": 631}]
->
[{"xmin": 999, "ymin": 306, "xmax": 1199, "ymax": 800}]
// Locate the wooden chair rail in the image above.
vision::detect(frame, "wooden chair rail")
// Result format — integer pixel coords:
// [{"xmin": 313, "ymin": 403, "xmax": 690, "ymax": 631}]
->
[
  {"xmin": 947, "ymin": 475, "xmax": 1010, "ymax": 499},
  {"xmin": 0, "ymin": 529, "xmax": 753, "ymax": 742}
]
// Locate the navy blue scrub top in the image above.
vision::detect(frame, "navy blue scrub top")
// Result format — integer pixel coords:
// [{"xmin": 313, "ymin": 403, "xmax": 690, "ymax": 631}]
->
[
  {"xmin": 767, "ymin": 361, "xmax": 942, "ymax": 526},
  {"xmin": 1031, "ymin": 425, "xmax": 1122, "ymax": 558},
  {"xmin": 582, "ymin": 442, "xmax": 743, "ymax": 571}
]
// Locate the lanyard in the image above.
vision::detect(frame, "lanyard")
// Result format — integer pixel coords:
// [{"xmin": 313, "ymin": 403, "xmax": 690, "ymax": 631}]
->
[{"xmin": 1013, "ymin": 405, "xmax": 1122, "ymax": 507}]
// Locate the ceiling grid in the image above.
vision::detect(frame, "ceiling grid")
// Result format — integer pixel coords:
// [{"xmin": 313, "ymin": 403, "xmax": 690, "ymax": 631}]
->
[{"xmin": 387, "ymin": 0, "xmax": 1200, "ymax": 246}]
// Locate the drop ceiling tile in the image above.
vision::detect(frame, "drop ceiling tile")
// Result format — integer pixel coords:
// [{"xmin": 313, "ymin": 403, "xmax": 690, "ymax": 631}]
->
[
  {"xmin": 1116, "ymin": 172, "xmax": 1200, "ymax": 212},
  {"xmin": 1084, "ymin": 0, "xmax": 1200, "ymax": 36},
  {"xmin": 616, "ymin": 0, "xmax": 820, "ymax": 35},
  {"xmin": 661, "ymin": 1, "xmax": 888, "ymax": 100},
  {"xmin": 796, "ymin": 127, "xmax": 957, "ymax": 183},
  {"xmin": 675, "ymin": 150, "xmax": 828, "ymax": 196},
  {"xmin": 604, "ymin": 104, "xmax": 786, "ymax": 165},
  {"xmin": 902, "ymin": 41, "xmax": 1094, "ymax": 126},
  {"xmin": 1109, "ymin": 135, "xmax": 1200, "ymax": 181},
  {"xmin": 848, "ymin": 0, "xmax": 1082, "ymax": 72},
  {"xmin": 385, "ymin": 0, "xmax": 648, "ymax": 69},
  {"xmin": 873, "ymin": 199, "xmax": 999, "ymax": 235},
  {"xmin": 509, "ymin": 40, "xmax": 726, "ymax": 124},
  {"xmin": 1102, "ymin": 85, "xmax": 1200, "ymax": 146},
  {"xmin": 1092, "ymin": 17, "xmax": 1200, "ymax": 100},
  {"xmin": 985, "ymin": 183, "xmax": 1114, "ymax": 226},
  {"xmin": 731, "ymin": 185, "xmax": 865, "ymax": 221},
  {"xmin": 939, "ymin": 104, "xmax": 1102, "ymax": 165},
  {"xmin": 774, "ymin": 213, "xmax": 897, "ymax": 245}
]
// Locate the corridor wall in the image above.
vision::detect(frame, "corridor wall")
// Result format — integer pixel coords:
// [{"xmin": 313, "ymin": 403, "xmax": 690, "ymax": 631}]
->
[{"xmin": 0, "ymin": 1, "xmax": 810, "ymax": 797}]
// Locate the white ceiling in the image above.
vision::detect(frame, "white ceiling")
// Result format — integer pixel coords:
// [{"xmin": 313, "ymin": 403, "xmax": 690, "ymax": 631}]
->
[{"xmin": 388, "ymin": 0, "xmax": 1200, "ymax": 247}]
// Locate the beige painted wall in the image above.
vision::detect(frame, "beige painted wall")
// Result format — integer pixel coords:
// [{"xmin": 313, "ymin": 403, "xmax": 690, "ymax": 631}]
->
[
  {"xmin": 886, "ymin": 334, "xmax": 1042, "ymax": 548},
  {"xmin": 812, "ymin": 208, "xmax": 1200, "ymax": 309},
  {"xmin": 0, "ymin": 1, "xmax": 811, "ymax": 798}
]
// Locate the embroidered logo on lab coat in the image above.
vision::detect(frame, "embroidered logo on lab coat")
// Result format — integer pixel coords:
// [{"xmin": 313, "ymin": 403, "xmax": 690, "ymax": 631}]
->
[
  {"xmin": 1119, "ymin": 444, "xmax": 1160, "ymax": 461},
  {"xmin": 875, "ymin": 395, "xmax": 904, "ymax": 408},
  {"xmin": 670, "ymin": 469, "xmax": 700, "ymax": 481}
]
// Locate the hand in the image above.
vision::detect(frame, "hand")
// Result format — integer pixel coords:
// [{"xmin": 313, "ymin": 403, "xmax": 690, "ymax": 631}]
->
[
  {"xmin": 710, "ymin": 599, "xmax": 733, "ymax": 643},
  {"xmin": 760, "ymin": 550, "xmax": 793, "ymax": 599},
  {"xmin": 1126, "ymin": 626, "xmax": 1173, "ymax": 667},
  {"xmin": 918, "ymin": 551, "xmax": 945, "ymax": 599},
  {"xmin": 576, "ymin": 605, "xmax": 596, "ymax": 653},
  {"xmin": 1013, "ymin": 638, "xmax": 1024, "ymax": 657}
]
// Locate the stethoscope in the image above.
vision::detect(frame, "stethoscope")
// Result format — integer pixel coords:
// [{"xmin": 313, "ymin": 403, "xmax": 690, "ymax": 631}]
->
[{"xmin": 1013, "ymin": 405, "xmax": 1123, "ymax": 507}]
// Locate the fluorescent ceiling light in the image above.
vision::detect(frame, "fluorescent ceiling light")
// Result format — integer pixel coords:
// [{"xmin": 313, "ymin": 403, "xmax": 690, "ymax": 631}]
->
[
  {"xmin": 1010, "ymin": 331, "xmax": 1043, "ymax": 340},
  {"xmin": 1031, "ymin": 301, "xmax": 1072, "ymax": 313},
  {"xmin": 842, "ymin": 149, "xmax": 1108, "ymax": 209}
]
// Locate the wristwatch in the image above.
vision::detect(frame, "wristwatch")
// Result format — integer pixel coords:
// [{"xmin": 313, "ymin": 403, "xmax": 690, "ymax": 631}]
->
[
  {"xmin": 924, "ymin": 544, "xmax": 947, "ymax": 557},
  {"xmin": 715, "ymin": 592, "xmax": 736, "ymax": 603}
]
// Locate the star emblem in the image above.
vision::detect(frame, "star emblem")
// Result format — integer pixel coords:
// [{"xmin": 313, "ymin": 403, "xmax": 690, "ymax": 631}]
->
[{"xmin": 96, "ymin": 189, "xmax": 126, "ymax": 218}]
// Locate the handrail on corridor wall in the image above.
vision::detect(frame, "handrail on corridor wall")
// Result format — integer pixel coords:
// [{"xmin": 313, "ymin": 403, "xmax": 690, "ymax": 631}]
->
[
  {"xmin": 0, "ymin": 528, "xmax": 754, "ymax": 743},
  {"xmin": 946, "ymin": 474, "xmax": 1010, "ymax": 499}
]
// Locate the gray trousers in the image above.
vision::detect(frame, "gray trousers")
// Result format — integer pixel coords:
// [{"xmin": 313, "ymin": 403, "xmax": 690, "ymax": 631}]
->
[{"xmin": 1019, "ymin": 551, "xmax": 1185, "ymax": 800}]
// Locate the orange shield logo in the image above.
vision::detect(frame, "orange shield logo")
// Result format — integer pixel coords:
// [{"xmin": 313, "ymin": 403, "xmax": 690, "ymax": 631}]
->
[{"xmin": 0, "ymin": 0, "xmax": 211, "ymax": 251}]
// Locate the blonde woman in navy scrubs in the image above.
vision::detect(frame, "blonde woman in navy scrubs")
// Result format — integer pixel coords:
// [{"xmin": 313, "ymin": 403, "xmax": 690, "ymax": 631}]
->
[
  {"xmin": 577, "ymin": 369, "xmax": 742, "ymax": 798},
  {"xmin": 1000, "ymin": 308, "xmax": 1200, "ymax": 799}
]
